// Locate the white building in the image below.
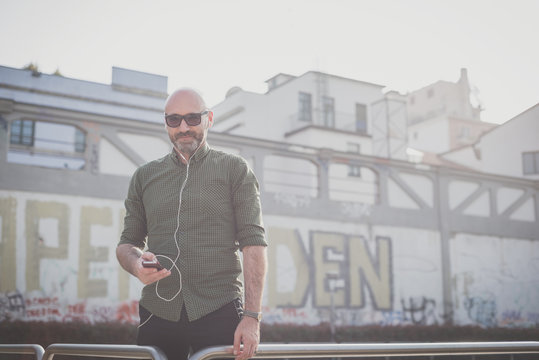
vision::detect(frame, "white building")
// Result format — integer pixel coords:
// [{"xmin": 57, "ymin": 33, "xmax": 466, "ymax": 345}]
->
[
  {"xmin": 407, "ymin": 68, "xmax": 497, "ymax": 154},
  {"xmin": 213, "ymin": 71, "xmax": 408, "ymax": 160},
  {"xmin": 1, "ymin": 65, "xmax": 171, "ymax": 177},
  {"xmin": 442, "ymin": 103, "xmax": 539, "ymax": 181},
  {"xmin": 213, "ymin": 69, "xmax": 502, "ymax": 165}
]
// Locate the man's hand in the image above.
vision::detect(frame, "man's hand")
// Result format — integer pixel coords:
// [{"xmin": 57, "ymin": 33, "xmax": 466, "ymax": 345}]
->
[
  {"xmin": 116, "ymin": 244, "xmax": 170, "ymax": 284},
  {"xmin": 231, "ymin": 245, "xmax": 266, "ymax": 360},
  {"xmin": 233, "ymin": 317, "xmax": 260, "ymax": 360},
  {"xmin": 136, "ymin": 251, "xmax": 171, "ymax": 284}
]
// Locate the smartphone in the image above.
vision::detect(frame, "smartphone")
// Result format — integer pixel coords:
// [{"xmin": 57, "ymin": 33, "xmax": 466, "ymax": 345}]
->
[{"xmin": 142, "ymin": 259, "xmax": 164, "ymax": 271}]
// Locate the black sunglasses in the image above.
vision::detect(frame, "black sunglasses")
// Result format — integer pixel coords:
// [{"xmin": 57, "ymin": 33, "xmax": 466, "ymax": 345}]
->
[{"xmin": 165, "ymin": 111, "xmax": 209, "ymax": 128}]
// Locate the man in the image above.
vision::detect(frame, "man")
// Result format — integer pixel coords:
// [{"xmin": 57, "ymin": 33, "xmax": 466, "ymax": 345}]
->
[{"xmin": 116, "ymin": 88, "xmax": 267, "ymax": 360}]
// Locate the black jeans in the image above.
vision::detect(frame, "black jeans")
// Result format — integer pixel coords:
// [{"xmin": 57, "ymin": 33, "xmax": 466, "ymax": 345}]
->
[{"xmin": 137, "ymin": 300, "xmax": 243, "ymax": 360}]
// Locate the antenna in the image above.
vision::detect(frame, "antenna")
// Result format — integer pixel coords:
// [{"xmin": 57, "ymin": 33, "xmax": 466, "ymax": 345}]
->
[{"xmin": 470, "ymin": 84, "xmax": 484, "ymax": 112}]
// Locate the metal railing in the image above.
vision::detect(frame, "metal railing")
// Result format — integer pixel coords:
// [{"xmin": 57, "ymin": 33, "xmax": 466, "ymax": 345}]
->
[
  {"xmin": 2, "ymin": 342, "xmax": 539, "ymax": 360},
  {"xmin": 42, "ymin": 344, "xmax": 166, "ymax": 360},
  {"xmin": 0, "ymin": 344, "xmax": 45, "ymax": 360},
  {"xmin": 189, "ymin": 342, "xmax": 539, "ymax": 360}
]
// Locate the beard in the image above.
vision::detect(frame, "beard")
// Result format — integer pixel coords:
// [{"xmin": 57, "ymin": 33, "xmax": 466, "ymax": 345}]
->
[{"xmin": 169, "ymin": 130, "xmax": 205, "ymax": 156}]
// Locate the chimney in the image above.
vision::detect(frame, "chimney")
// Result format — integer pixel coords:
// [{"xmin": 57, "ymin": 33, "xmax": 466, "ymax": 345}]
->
[{"xmin": 459, "ymin": 68, "xmax": 469, "ymax": 85}]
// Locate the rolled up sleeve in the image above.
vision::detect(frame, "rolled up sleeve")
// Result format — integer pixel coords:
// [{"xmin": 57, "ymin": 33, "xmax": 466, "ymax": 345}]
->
[
  {"xmin": 231, "ymin": 158, "xmax": 267, "ymax": 249},
  {"xmin": 119, "ymin": 169, "xmax": 147, "ymax": 248}
]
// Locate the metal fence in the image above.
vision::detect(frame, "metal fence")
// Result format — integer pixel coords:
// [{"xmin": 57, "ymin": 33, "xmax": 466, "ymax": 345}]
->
[
  {"xmin": 2, "ymin": 342, "xmax": 539, "ymax": 360},
  {"xmin": 190, "ymin": 342, "xmax": 539, "ymax": 360},
  {"xmin": 0, "ymin": 344, "xmax": 45, "ymax": 360}
]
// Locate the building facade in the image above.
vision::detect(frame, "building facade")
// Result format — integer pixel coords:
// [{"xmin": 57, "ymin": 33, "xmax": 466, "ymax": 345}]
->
[
  {"xmin": 213, "ymin": 71, "xmax": 408, "ymax": 160},
  {"xmin": 406, "ymin": 68, "xmax": 498, "ymax": 157},
  {"xmin": 442, "ymin": 103, "xmax": 539, "ymax": 181},
  {"xmin": 0, "ymin": 65, "xmax": 537, "ymax": 328}
]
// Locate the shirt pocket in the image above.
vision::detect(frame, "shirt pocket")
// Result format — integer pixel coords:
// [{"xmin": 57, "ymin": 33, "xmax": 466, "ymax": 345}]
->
[{"xmin": 198, "ymin": 179, "xmax": 233, "ymax": 217}]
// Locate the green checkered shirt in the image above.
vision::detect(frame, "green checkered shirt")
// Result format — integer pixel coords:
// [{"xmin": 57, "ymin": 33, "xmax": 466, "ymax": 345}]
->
[{"xmin": 119, "ymin": 143, "xmax": 267, "ymax": 322}]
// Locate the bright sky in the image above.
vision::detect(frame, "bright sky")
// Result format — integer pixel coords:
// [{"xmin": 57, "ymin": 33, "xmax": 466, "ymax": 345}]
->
[{"xmin": 1, "ymin": 0, "xmax": 538, "ymax": 124}]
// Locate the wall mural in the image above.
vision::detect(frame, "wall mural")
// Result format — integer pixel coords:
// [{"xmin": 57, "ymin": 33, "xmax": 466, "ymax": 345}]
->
[{"xmin": 1, "ymin": 192, "xmax": 538, "ymax": 327}]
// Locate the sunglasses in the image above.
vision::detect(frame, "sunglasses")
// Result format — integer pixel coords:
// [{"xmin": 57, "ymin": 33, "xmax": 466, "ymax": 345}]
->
[{"xmin": 165, "ymin": 111, "xmax": 209, "ymax": 128}]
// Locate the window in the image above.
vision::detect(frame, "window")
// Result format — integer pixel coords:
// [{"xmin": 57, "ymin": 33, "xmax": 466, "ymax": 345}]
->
[
  {"xmin": 322, "ymin": 96, "xmax": 335, "ymax": 127},
  {"xmin": 355, "ymin": 103, "xmax": 367, "ymax": 133},
  {"xmin": 458, "ymin": 126, "xmax": 470, "ymax": 139},
  {"xmin": 8, "ymin": 119, "xmax": 86, "ymax": 169},
  {"xmin": 10, "ymin": 120, "xmax": 35, "ymax": 146},
  {"xmin": 427, "ymin": 88, "xmax": 434, "ymax": 98},
  {"xmin": 74, "ymin": 128, "xmax": 86, "ymax": 153},
  {"xmin": 329, "ymin": 163, "xmax": 379, "ymax": 204},
  {"xmin": 348, "ymin": 165, "xmax": 362, "ymax": 177},
  {"xmin": 298, "ymin": 92, "xmax": 312, "ymax": 122},
  {"xmin": 522, "ymin": 151, "xmax": 539, "ymax": 175},
  {"xmin": 347, "ymin": 142, "xmax": 360, "ymax": 153},
  {"xmin": 347, "ymin": 143, "xmax": 361, "ymax": 177}
]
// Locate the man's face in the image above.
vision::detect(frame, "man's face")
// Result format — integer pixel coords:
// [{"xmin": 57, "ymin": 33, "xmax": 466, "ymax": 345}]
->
[{"xmin": 164, "ymin": 91, "xmax": 212, "ymax": 156}]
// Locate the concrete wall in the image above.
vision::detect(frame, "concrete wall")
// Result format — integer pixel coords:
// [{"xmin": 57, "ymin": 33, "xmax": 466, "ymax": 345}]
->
[
  {"xmin": 1, "ymin": 190, "xmax": 537, "ymax": 327},
  {"xmin": 408, "ymin": 116, "xmax": 450, "ymax": 153},
  {"xmin": 1, "ymin": 127, "xmax": 537, "ymax": 326},
  {"xmin": 479, "ymin": 104, "xmax": 539, "ymax": 180},
  {"xmin": 451, "ymin": 233, "xmax": 539, "ymax": 328}
]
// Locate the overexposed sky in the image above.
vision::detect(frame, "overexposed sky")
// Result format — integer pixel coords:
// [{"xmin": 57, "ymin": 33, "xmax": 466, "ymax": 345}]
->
[{"xmin": 1, "ymin": 0, "xmax": 538, "ymax": 124}]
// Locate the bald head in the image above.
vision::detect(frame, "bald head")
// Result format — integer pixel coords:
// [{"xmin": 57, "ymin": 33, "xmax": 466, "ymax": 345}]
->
[
  {"xmin": 165, "ymin": 88, "xmax": 206, "ymax": 114},
  {"xmin": 164, "ymin": 87, "xmax": 214, "ymax": 162}
]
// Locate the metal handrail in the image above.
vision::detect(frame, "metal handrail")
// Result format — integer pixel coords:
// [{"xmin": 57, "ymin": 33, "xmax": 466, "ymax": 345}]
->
[
  {"xmin": 3, "ymin": 341, "xmax": 539, "ymax": 360},
  {"xmin": 189, "ymin": 341, "xmax": 539, "ymax": 360},
  {"xmin": 42, "ymin": 343, "xmax": 167, "ymax": 360},
  {"xmin": 0, "ymin": 344, "xmax": 45, "ymax": 360}
]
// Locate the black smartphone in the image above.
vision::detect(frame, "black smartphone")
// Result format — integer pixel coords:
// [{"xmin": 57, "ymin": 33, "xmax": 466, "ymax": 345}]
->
[{"xmin": 142, "ymin": 260, "xmax": 164, "ymax": 271}]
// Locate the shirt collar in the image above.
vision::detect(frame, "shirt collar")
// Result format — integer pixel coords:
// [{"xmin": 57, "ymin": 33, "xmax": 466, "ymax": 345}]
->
[
  {"xmin": 192, "ymin": 142, "xmax": 210, "ymax": 162},
  {"xmin": 169, "ymin": 142, "xmax": 211, "ymax": 165}
]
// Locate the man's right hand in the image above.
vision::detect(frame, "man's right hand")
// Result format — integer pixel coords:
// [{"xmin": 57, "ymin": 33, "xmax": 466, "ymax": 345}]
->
[
  {"xmin": 116, "ymin": 244, "xmax": 171, "ymax": 284},
  {"xmin": 136, "ymin": 252, "xmax": 171, "ymax": 284}
]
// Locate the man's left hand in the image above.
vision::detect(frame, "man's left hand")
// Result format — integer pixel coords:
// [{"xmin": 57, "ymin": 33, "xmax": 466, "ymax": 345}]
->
[{"xmin": 233, "ymin": 316, "xmax": 260, "ymax": 360}]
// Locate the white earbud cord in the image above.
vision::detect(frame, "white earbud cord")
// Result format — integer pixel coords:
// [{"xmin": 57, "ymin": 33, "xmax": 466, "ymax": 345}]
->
[
  {"xmin": 154, "ymin": 141, "xmax": 203, "ymax": 302},
  {"xmin": 139, "ymin": 155, "xmax": 190, "ymax": 328},
  {"xmin": 139, "ymin": 117, "xmax": 209, "ymax": 328}
]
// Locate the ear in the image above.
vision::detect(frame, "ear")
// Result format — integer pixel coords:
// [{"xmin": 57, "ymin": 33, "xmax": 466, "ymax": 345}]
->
[{"xmin": 206, "ymin": 110, "xmax": 214, "ymax": 129}]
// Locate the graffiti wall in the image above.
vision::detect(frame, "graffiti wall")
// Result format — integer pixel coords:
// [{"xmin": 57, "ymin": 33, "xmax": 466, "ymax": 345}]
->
[
  {"xmin": 1, "ymin": 190, "xmax": 538, "ymax": 327},
  {"xmin": 451, "ymin": 234, "xmax": 539, "ymax": 328}
]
